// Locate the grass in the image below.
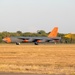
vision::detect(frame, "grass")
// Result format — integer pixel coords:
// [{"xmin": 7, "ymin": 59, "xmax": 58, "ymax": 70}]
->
[{"xmin": 0, "ymin": 44, "xmax": 75, "ymax": 75}]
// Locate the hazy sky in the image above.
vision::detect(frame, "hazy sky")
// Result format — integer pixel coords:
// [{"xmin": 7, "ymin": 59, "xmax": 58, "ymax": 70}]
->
[{"xmin": 0, "ymin": 0, "xmax": 75, "ymax": 33}]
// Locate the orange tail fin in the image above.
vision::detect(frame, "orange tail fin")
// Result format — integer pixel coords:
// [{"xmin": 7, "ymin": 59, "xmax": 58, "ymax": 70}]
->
[{"xmin": 48, "ymin": 27, "xmax": 58, "ymax": 37}]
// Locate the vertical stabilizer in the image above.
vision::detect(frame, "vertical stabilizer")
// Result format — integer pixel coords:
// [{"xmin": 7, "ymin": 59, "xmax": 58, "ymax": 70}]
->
[{"xmin": 48, "ymin": 27, "xmax": 58, "ymax": 37}]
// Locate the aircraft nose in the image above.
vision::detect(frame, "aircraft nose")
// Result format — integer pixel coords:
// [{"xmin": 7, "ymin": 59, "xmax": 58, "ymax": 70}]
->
[
  {"xmin": 2, "ymin": 37, "xmax": 11, "ymax": 43},
  {"xmin": 2, "ymin": 38, "xmax": 6, "ymax": 42}
]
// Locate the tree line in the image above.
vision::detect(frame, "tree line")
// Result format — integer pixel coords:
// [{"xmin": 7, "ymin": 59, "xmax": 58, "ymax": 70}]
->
[{"xmin": 0, "ymin": 30, "xmax": 75, "ymax": 43}]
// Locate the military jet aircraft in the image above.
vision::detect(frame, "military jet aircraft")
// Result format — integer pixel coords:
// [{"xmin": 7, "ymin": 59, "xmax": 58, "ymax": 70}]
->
[{"xmin": 2, "ymin": 27, "xmax": 61, "ymax": 45}]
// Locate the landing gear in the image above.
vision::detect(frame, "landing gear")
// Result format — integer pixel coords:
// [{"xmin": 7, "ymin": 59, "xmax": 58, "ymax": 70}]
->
[
  {"xmin": 34, "ymin": 42, "xmax": 38, "ymax": 45},
  {"xmin": 16, "ymin": 42, "xmax": 20, "ymax": 45}
]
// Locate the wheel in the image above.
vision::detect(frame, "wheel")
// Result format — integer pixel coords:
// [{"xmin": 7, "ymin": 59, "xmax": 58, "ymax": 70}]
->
[
  {"xmin": 16, "ymin": 42, "xmax": 20, "ymax": 45},
  {"xmin": 34, "ymin": 42, "xmax": 38, "ymax": 45}
]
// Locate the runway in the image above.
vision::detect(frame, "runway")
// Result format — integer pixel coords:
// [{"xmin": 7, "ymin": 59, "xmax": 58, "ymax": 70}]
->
[{"xmin": 0, "ymin": 73, "xmax": 49, "ymax": 75}]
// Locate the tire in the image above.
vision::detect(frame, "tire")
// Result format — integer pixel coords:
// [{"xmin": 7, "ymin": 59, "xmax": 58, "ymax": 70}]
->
[
  {"xmin": 34, "ymin": 42, "xmax": 38, "ymax": 45},
  {"xmin": 16, "ymin": 42, "xmax": 20, "ymax": 45}
]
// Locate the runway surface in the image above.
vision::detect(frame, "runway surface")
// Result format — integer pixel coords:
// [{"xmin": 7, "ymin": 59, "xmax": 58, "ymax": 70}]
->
[{"xmin": 0, "ymin": 73, "xmax": 49, "ymax": 75}]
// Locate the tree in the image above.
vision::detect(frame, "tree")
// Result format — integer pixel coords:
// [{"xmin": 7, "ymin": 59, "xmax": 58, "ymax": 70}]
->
[
  {"xmin": 37, "ymin": 30, "xmax": 47, "ymax": 37},
  {"xmin": 37, "ymin": 30, "xmax": 46, "ymax": 34},
  {"xmin": 16, "ymin": 31, "xmax": 22, "ymax": 34}
]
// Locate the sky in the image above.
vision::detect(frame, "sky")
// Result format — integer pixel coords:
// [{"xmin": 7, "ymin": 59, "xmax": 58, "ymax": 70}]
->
[{"xmin": 0, "ymin": 0, "xmax": 75, "ymax": 33}]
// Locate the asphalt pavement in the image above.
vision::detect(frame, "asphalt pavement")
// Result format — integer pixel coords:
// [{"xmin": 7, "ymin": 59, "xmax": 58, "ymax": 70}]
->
[{"xmin": 0, "ymin": 73, "xmax": 49, "ymax": 75}]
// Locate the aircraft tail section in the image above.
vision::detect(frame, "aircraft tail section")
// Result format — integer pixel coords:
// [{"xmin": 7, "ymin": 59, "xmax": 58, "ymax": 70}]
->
[{"xmin": 48, "ymin": 27, "xmax": 58, "ymax": 37}]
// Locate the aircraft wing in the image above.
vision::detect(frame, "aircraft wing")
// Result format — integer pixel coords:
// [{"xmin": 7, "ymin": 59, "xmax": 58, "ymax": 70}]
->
[
  {"xmin": 18, "ymin": 37, "xmax": 61, "ymax": 43},
  {"xmin": 18, "ymin": 37, "xmax": 43, "ymax": 42}
]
